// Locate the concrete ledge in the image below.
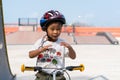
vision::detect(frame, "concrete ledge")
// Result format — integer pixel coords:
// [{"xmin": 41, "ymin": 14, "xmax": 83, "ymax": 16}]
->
[{"xmin": 96, "ymin": 32, "xmax": 119, "ymax": 45}]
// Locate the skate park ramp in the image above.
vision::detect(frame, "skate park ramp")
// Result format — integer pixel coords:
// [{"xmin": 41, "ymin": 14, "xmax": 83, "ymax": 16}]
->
[
  {"xmin": 0, "ymin": 0, "xmax": 15, "ymax": 80},
  {"xmin": 75, "ymin": 32, "xmax": 119, "ymax": 45},
  {"xmin": 6, "ymin": 31, "xmax": 119, "ymax": 45}
]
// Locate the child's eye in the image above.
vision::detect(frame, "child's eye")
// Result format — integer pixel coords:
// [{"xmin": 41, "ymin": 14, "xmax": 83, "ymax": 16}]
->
[
  {"xmin": 56, "ymin": 28, "xmax": 60, "ymax": 30},
  {"xmin": 57, "ymin": 27, "xmax": 62, "ymax": 30},
  {"xmin": 50, "ymin": 28, "xmax": 61, "ymax": 31},
  {"xmin": 50, "ymin": 28, "xmax": 54, "ymax": 31}
]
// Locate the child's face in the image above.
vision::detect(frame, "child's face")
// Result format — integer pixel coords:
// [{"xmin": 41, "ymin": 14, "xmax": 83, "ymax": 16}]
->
[{"xmin": 47, "ymin": 22, "xmax": 62, "ymax": 41}]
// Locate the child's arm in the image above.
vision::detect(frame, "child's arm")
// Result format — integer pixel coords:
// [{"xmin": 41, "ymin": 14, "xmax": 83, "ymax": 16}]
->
[
  {"xmin": 61, "ymin": 42, "xmax": 76, "ymax": 59},
  {"xmin": 29, "ymin": 45, "xmax": 51, "ymax": 58},
  {"xmin": 67, "ymin": 46, "xmax": 76, "ymax": 59}
]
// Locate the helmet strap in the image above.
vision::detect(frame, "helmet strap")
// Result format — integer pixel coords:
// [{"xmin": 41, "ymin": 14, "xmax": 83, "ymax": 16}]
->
[
  {"xmin": 47, "ymin": 33, "xmax": 51, "ymax": 40},
  {"xmin": 44, "ymin": 26, "xmax": 52, "ymax": 41}
]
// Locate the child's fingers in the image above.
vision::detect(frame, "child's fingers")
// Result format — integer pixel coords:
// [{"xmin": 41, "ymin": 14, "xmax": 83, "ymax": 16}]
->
[
  {"xmin": 42, "ymin": 44, "xmax": 51, "ymax": 48},
  {"xmin": 60, "ymin": 42, "xmax": 65, "ymax": 46},
  {"xmin": 61, "ymin": 42, "xmax": 70, "ymax": 48},
  {"xmin": 60, "ymin": 42, "xmax": 68, "ymax": 47},
  {"xmin": 44, "ymin": 45, "xmax": 52, "ymax": 49},
  {"xmin": 46, "ymin": 44, "xmax": 52, "ymax": 47}
]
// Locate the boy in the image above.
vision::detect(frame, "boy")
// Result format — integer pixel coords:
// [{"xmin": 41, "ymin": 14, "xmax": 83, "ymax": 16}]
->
[{"xmin": 29, "ymin": 10, "xmax": 76, "ymax": 80}]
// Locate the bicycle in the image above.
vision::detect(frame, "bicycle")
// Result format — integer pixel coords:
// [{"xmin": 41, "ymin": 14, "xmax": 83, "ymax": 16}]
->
[{"xmin": 21, "ymin": 64, "xmax": 85, "ymax": 80}]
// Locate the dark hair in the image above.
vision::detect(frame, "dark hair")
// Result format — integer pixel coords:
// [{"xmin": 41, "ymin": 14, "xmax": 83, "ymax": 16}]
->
[{"xmin": 44, "ymin": 21, "xmax": 63, "ymax": 31}]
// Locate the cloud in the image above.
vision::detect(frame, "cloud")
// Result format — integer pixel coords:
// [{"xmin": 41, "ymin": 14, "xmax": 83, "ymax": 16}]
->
[
  {"xmin": 77, "ymin": 13, "xmax": 95, "ymax": 24},
  {"xmin": 84, "ymin": 14, "xmax": 95, "ymax": 19},
  {"xmin": 28, "ymin": 12, "xmax": 39, "ymax": 18}
]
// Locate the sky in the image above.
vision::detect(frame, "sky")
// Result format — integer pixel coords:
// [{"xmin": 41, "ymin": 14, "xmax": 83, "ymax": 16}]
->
[{"xmin": 2, "ymin": 0, "xmax": 120, "ymax": 26}]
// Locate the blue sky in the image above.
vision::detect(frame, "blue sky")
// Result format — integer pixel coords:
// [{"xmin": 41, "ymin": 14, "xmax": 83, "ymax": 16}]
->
[{"xmin": 2, "ymin": 0, "xmax": 120, "ymax": 26}]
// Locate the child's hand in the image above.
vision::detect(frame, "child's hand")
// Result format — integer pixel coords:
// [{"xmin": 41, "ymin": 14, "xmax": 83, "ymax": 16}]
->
[
  {"xmin": 60, "ymin": 42, "xmax": 71, "ymax": 49},
  {"xmin": 39, "ymin": 45, "xmax": 52, "ymax": 52},
  {"xmin": 60, "ymin": 42, "xmax": 76, "ymax": 59}
]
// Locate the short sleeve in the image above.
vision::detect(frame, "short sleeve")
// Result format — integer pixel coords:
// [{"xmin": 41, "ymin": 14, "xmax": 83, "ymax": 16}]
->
[{"xmin": 30, "ymin": 38, "xmax": 42, "ymax": 50}]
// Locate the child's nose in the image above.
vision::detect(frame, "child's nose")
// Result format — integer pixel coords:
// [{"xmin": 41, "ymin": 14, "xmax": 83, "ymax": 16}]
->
[{"xmin": 53, "ymin": 30, "xmax": 58, "ymax": 33}]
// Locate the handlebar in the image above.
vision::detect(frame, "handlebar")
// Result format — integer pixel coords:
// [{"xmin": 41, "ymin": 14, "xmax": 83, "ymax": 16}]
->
[{"xmin": 21, "ymin": 64, "xmax": 85, "ymax": 72}]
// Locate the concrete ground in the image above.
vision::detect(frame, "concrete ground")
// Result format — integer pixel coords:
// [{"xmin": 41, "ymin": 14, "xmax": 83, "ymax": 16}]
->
[{"xmin": 7, "ymin": 38, "xmax": 120, "ymax": 80}]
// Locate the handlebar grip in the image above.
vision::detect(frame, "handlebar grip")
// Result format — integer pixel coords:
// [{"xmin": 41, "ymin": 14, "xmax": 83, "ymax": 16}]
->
[
  {"xmin": 21, "ymin": 64, "xmax": 35, "ymax": 72},
  {"xmin": 73, "ymin": 64, "xmax": 85, "ymax": 72},
  {"xmin": 21, "ymin": 64, "xmax": 25, "ymax": 72},
  {"xmin": 66, "ymin": 64, "xmax": 85, "ymax": 72}
]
